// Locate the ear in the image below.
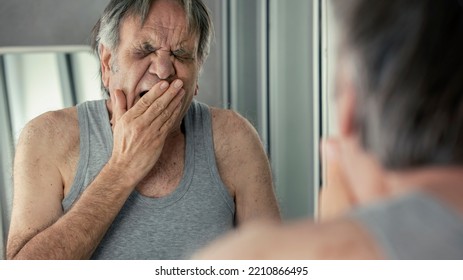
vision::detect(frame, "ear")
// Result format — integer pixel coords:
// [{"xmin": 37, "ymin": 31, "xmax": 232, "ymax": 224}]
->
[
  {"xmin": 337, "ymin": 74, "xmax": 357, "ymax": 138},
  {"xmin": 194, "ymin": 83, "xmax": 199, "ymax": 96},
  {"xmin": 100, "ymin": 44, "xmax": 112, "ymax": 89}
]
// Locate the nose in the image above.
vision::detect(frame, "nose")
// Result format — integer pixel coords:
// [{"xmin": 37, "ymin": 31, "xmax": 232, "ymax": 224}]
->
[{"xmin": 148, "ymin": 50, "xmax": 176, "ymax": 80}]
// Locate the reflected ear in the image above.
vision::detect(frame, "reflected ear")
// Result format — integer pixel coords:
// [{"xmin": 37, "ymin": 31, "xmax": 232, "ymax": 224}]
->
[
  {"xmin": 337, "ymin": 80, "xmax": 357, "ymax": 138},
  {"xmin": 100, "ymin": 44, "xmax": 112, "ymax": 88}
]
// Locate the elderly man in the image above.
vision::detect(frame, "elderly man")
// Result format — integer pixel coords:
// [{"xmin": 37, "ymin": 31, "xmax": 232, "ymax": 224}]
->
[
  {"xmin": 6, "ymin": 0, "xmax": 279, "ymax": 260},
  {"xmin": 195, "ymin": 0, "xmax": 463, "ymax": 259}
]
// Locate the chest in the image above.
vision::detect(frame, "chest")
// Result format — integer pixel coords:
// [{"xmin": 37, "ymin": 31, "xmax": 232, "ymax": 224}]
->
[
  {"xmin": 61, "ymin": 133, "xmax": 186, "ymax": 199},
  {"xmin": 136, "ymin": 140, "xmax": 186, "ymax": 198},
  {"xmin": 92, "ymin": 181, "xmax": 235, "ymax": 260}
]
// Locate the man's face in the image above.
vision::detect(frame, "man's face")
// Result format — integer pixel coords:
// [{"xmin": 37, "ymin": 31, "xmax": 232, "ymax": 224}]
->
[{"xmin": 101, "ymin": 0, "xmax": 200, "ymax": 123}]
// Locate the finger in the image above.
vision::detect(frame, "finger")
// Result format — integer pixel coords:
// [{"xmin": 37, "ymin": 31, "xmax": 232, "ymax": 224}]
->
[
  {"xmin": 151, "ymin": 88, "xmax": 185, "ymax": 132},
  {"xmin": 157, "ymin": 93, "xmax": 184, "ymax": 134},
  {"xmin": 140, "ymin": 79, "xmax": 184, "ymax": 123},
  {"xmin": 113, "ymin": 89, "xmax": 127, "ymax": 122},
  {"xmin": 319, "ymin": 138, "xmax": 355, "ymax": 220},
  {"xmin": 128, "ymin": 80, "xmax": 170, "ymax": 118},
  {"xmin": 321, "ymin": 138, "xmax": 341, "ymax": 179}
]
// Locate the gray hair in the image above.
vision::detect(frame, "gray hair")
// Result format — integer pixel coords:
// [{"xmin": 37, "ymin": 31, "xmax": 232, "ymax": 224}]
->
[
  {"xmin": 91, "ymin": 0, "xmax": 213, "ymax": 95},
  {"xmin": 332, "ymin": 0, "xmax": 463, "ymax": 170}
]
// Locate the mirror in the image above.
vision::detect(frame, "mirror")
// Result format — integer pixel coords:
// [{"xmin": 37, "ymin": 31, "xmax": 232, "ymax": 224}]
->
[
  {"xmin": 0, "ymin": 49, "xmax": 101, "ymax": 259},
  {"xmin": 1, "ymin": 49, "xmax": 101, "ymax": 143}
]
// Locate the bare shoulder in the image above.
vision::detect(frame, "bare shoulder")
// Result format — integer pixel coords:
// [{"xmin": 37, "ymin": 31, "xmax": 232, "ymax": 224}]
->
[
  {"xmin": 209, "ymin": 107, "xmax": 263, "ymax": 158},
  {"xmin": 230, "ymin": 218, "xmax": 384, "ymax": 259},
  {"xmin": 300, "ymin": 218, "xmax": 385, "ymax": 259},
  {"xmin": 209, "ymin": 107, "xmax": 258, "ymax": 136},
  {"xmin": 15, "ymin": 106, "xmax": 80, "ymax": 184},
  {"xmin": 195, "ymin": 218, "xmax": 384, "ymax": 259},
  {"xmin": 17, "ymin": 107, "xmax": 79, "ymax": 155}
]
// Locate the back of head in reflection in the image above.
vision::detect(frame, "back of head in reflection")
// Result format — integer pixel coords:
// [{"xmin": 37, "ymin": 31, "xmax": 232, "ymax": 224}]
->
[{"xmin": 194, "ymin": 0, "xmax": 463, "ymax": 259}]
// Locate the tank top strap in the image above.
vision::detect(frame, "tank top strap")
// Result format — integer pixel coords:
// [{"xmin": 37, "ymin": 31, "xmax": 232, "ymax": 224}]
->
[
  {"xmin": 185, "ymin": 100, "xmax": 235, "ymax": 213},
  {"xmin": 62, "ymin": 100, "xmax": 112, "ymax": 211}
]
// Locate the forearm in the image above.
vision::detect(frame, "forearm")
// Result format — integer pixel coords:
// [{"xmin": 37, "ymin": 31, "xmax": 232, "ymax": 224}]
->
[{"xmin": 9, "ymin": 164, "xmax": 134, "ymax": 260}]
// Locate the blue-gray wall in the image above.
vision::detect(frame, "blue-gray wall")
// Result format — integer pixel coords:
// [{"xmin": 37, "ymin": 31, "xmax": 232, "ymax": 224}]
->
[{"xmin": 0, "ymin": 0, "xmax": 110, "ymax": 47}]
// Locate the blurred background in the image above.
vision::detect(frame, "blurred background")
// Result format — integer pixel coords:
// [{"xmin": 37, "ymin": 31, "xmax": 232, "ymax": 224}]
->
[{"xmin": 0, "ymin": 0, "xmax": 339, "ymax": 258}]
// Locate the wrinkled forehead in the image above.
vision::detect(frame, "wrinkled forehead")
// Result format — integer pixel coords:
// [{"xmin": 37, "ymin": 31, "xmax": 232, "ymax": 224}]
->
[
  {"xmin": 123, "ymin": 0, "xmax": 198, "ymax": 43},
  {"xmin": 118, "ymin": 19, "xmax": 199, "ymax": 54}
]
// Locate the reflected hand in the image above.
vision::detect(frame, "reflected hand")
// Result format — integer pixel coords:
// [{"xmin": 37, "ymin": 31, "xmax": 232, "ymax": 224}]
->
[{"xmin": 319, "ymin": 138, "xmax": 356, "ymax": 221}]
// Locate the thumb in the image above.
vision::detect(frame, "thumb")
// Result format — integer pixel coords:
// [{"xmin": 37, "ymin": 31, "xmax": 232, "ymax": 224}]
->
[
  {"xmin": 113, "ymin": 89, "xmax": 127, "ymax": 121},
  {"xmin": 321, "ymin": 138, "xmax": 340, "ymax": 165},
  {"xmin": 321, "ymin": 138, "xmax": 346, "ymax": 185},
  {"xmin": 321, "ymin": 138, "xmax": 342, "ymax": 183},
  {"xmin": 319, "ymin": 137, "xmax": 355, "ymax": 220}
]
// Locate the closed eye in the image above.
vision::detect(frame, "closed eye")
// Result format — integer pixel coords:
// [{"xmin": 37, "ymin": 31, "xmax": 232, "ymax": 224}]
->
[
  {"xmin": 172, "ymin": 49, "xmax": 194, "ymax": 61},
  {"xmin": 142, "ymin": 42, "xmax": 156, "ymax": 53},
  {"xmin": 134, "ymin": 42, "xmax": 158, "ymax": 57}
]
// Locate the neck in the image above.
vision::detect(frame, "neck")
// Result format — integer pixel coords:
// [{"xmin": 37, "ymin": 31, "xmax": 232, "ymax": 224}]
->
[
  {"xmin": 385, "ymin": 166, "xmax": 463, "ymax": 213},
  {"xmin": 385, "ymin": 166, "xmax": 463, "ymax": 196}
]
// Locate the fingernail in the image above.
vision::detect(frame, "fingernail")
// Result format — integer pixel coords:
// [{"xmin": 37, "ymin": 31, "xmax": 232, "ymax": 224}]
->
[
  {"xmin": 160, "ymin": 81, "xmax": 169, "ymax": 90},
  {"xmin": 174, "ymin": 80, "xmax": 183, "ymax": 89}
]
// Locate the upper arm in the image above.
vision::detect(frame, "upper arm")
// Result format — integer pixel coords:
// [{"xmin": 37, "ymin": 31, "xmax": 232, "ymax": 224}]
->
[
  {"xmin": 211, "ymin": 108, "xmax": 280, "ymax": 225},
  {"xmin": 7, "ymin": 113, "xmax": 66, "ymax": 258}
]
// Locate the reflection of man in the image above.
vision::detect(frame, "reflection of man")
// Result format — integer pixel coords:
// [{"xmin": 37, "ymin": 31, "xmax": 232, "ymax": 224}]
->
[
  {"xmin": 195, "ymin": 0, "xmax": 463, "ymax": 259},
  {"xmin": 6, "ymin": 0, "xmax": 279, "ymax": 260}
]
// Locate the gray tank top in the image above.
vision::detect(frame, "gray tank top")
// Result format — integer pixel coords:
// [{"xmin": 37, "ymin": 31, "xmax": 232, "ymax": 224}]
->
[
  {"xmin": 63, "ymin": 99, "xmax": 235, "ymax": 259},
  {"xmin": 350, "ymin": 191, "xmax": 463, "ymax": 259}
]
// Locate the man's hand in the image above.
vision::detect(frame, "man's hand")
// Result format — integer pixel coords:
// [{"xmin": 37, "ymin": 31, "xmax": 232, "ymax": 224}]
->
[
  {"xmin": 319, "ymin": 138, "xmax": 356, "ymax": 221},
  {"xmin": 108, "ymin": 80, "xmax": 185, "ymax": 187}
]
